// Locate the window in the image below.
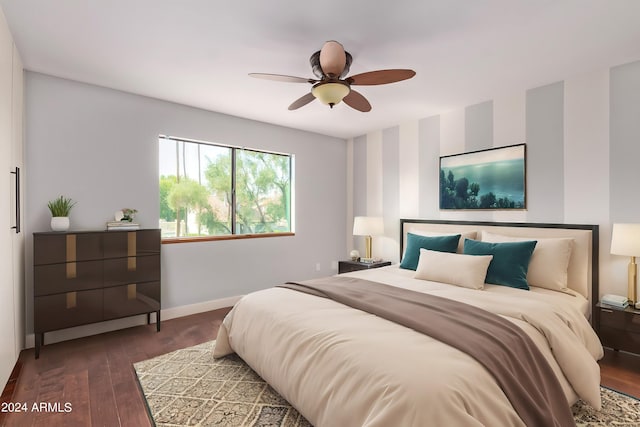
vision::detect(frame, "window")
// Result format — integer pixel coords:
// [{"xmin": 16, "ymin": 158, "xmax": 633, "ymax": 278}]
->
[{"xmin": 159, "ymin": 136, "xmax": 293, "ymax": 241}]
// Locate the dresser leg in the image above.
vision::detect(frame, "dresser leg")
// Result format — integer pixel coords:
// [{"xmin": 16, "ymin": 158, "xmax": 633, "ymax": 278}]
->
[
  {"xmin": 35, "ymin": 333, "xmax": 43, "ymax": 359},
  {"xmin": 156, "ymin": 311, "xmax": 161, "ymax": 332}
]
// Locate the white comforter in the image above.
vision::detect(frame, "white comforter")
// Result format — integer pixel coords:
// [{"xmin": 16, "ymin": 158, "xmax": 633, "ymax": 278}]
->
[{"xmin": 214, "ymin": 266, "xmax": 603, "ymax": 427}]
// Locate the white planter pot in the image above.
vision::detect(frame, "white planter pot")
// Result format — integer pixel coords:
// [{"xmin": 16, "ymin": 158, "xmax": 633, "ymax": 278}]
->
[{"xmin": 51, "ymin": 216, "xmax": 70, "ymax": 232}]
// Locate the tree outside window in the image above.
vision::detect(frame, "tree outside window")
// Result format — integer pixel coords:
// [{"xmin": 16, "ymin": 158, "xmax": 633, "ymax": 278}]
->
[{"xmin": 159, "ymin": 136, "xmax": 293, "ymax": 239}]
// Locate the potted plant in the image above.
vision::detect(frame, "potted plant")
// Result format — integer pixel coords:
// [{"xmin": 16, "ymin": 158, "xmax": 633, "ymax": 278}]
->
[
  {"xmin": 121, "ymin": 208, "xmax": 138, "ymax": 222},
  {"xmin": 47, "ymin": 196, "xmax": 76, "ymax": 231}
]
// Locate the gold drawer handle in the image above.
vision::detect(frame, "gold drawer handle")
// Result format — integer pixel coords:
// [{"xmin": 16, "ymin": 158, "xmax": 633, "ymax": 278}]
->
[
  {"xmin": 66, "ymin": 235, "xmax": 77, "ymax": 278},
  {"xmin": 66, "ymin": 292, "xmax": 77, "ymax": 309},
  {"xmin": 601, "ymin": 308, "xmax": 614, "ymax": 313},
  {"xmin": 66, "ymin": 262, "xmax": 77, "ymax": 279},
  {"xmin": 66, "ymin": 234, "xmax": 76, "ymax": 261}
]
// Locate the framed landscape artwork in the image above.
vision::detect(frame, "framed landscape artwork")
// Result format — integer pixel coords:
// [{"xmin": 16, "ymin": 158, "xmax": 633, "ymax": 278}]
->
[{"xmin": 439, "ymin": 143, "xmax": 526, "ymax": 210}]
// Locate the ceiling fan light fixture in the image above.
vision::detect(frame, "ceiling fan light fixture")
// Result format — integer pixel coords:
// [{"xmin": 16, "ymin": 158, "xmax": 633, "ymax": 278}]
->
[
  {"xmin": 251, "ymin": 40, "xmax": 415, "ymax": 112},
  {"xmin": 311, "ymin": 82, "xmax": 350, "ymax": 108}
]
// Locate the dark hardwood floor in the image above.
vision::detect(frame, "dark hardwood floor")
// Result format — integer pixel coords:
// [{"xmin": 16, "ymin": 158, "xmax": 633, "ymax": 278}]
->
[
  {"xmin": 0, "ymin": 308, "xmax": 231, "ymax": 427},
  {"xmin": 1, "ymin": 307, "xmax": 639, "ymax": 426},
  {"xmin": 600, "ymin": 347, "xmax": 640, "ymax": 396}
]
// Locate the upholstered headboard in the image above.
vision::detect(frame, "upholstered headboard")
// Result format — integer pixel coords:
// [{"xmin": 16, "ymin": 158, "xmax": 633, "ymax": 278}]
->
[{"xmin": 400, "ymin": 219, "xmax": 599, "ymax": 318}]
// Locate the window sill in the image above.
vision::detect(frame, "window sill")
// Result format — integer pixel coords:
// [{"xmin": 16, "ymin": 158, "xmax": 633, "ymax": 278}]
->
[{"xmin": 162, "ymin": 232, "xmax": 295, "ymax": 244}]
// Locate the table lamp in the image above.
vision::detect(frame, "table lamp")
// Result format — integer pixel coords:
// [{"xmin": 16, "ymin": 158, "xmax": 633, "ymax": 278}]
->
[
  {"xmin": 610, "ymin": 223, "xmax": 640, "ymax": 305},
  {"xmin": 353, "ymin": 216, "xmax": 384, "ymax": 259}
]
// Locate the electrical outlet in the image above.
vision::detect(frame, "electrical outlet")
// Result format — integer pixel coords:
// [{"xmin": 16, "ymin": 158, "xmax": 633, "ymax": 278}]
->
[
  {"xmin": 331, "ymin": 261, "xmax": 338, "ymax": 270},
  {"xmin": 315, "ymin": 262, "xmax": 321, "ymax": 271}
]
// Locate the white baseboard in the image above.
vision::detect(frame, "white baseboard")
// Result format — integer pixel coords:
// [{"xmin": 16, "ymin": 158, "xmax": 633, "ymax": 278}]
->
[
  {"xmin": 161, "ymin": 295, "xmax": 241, "ymax": 321},
  {"xmin": 24, "ymin": 295, "xmax": 242, "ymax": 349}
]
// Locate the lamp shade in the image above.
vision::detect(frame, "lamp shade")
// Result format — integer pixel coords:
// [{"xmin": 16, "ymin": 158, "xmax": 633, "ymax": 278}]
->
[
  {"xmin": 311, "ymin": 82, "xmax": 350, "ymax": 106},
  {"xmin": 611, "ymin": 223, "xmax": 640, "ymax": 256},
  {"xmin": 353, "ymin": 216, "xmax": 384, "ymax": 236}
]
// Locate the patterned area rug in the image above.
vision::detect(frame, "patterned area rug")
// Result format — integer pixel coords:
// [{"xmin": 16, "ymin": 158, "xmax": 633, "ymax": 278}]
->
[{"xmin": 134, "ymin": 340, "xmax": 640, "ymax": 427}]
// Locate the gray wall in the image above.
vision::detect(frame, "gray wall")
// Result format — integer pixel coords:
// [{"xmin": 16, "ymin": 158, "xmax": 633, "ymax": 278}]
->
[
  {"xmin": 525, "ymin": 81, "xmax": 564, "ymax": 222},
  {"xmin": 25, "ymin": 72, "xmax": 347, "ymax": 335},
  {"xmin": 464, "ymin": 101, "xmax": 493, "ymax": 152},
  {"xmin": 610, "ymin": 60, "xmax": 640, "ymax": 223}
]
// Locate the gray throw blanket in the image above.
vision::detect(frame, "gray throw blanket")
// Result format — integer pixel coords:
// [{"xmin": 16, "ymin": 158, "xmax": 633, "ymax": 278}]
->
[{"xmin": 279, "ymin": 276, "xmax": 575, "ymax": 427}]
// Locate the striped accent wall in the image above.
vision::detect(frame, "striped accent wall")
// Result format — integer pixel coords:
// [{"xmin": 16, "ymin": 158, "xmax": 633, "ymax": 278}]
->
[
  {"xmin": 526, "ymin": 81, "xmax": 564, "ymax": 222},
  {"xmin": 349, "ymin": 59, "xmax": 640, "ymax": 297}
]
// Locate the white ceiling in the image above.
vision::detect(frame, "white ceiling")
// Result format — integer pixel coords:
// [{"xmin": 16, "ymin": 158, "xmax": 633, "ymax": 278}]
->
[{"xmin": 2, "ymin": 0, "xmax": 640, "ymax": 139}]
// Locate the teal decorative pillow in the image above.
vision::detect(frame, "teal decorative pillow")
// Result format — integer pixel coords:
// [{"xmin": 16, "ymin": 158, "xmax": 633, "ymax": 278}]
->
[
  {"xmin": 400, "ymin": 233, "xmax": 461, "ymax": 271},
  {"xmin": 463, "ymin": 239, "xmax": 537, "ymax": 290}
]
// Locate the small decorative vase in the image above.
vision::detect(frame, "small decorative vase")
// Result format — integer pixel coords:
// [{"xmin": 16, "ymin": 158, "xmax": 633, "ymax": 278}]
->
[{"xmin": 51, "ymin": 216, "xmax": 70, "ymax": 231}]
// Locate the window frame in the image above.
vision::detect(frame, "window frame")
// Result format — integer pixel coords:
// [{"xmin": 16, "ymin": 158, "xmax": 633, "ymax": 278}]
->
[{"xmin": 159, "ymin": 135, "xmax": 295, "ymax": 243}]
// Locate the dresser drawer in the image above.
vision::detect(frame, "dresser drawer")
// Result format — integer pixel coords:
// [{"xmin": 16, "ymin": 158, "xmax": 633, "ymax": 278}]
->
[
  {"xmin": 34, "ymin": 233, "xmax": 103, "ymax": 265},
  {"xmin": 34, "ymin": 260, "xmax": 103, "ymax": 296},
  {"xmin": 34, "ymin": 289, "xmax": 103, "ymax": 333},
  {"xmin": 599, "ymin": 325, "xmax": 640, "ymax": 354},
  {"xmin": 103, "ymin": 282, "xmax": 160, "ymax": 320},
  {"xmin": 599, "ymin": 307, "xmax": 640, "ymax": 333},
  {"xmin": 103, "ymin": 230, "xmax": 161, "ymax": 258},
  {"xmin": 103, "ymin": 255, "xmax": 160, "ymax": 286}
]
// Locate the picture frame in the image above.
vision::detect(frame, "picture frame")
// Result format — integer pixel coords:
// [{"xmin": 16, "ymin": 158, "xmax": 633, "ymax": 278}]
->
[{"xmin": 439, "ymin": 143, "xmax": 526, "ymax": 210}]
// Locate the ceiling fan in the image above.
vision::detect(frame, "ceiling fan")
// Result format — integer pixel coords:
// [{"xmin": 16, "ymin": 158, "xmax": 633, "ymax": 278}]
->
[{"xmin": 249, "ymin": 41, "xmax": 416, "ymax": 112}]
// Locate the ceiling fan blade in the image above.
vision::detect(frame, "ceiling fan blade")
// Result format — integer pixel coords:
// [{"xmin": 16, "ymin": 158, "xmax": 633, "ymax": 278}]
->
[
  {"xmin": 288, "ymin": 92, "xmax": 316, "ymax": 110},
  {"xmin": 343, "ymin": 89, "xmax": 372, "ymax": 112},
  {"xmin": 249, "ymin": 73, "xmax": 316, "ymax": 84},
  {"xmin": 319, "ymin": 40, "xmax": 346, "ymax": 78},
  {"xmin": 347, "ymin": 69, "xmax": 416, "ymax": 86}
]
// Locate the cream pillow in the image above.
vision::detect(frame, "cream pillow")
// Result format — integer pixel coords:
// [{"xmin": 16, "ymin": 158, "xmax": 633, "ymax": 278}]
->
[
  {"xmin": 407, "ymin": 230, "xmax": 477, "ymax": 253},
  {"xmin": 480, "ymin": 231, "xmax": 574, "ymax": 291},
  {"xmin": 414, "ymin": 249, "xmax": 493, "ymax": 290}
]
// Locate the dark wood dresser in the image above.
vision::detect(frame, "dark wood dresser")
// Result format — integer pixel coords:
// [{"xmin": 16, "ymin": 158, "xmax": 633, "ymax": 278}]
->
[{"xmin": 33, "ymin": 229, "xmax": 161, "ymax": 358}]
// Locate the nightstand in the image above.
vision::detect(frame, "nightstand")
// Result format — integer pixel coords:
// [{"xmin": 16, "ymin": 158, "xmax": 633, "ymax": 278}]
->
[
  {"xmin": 597, "ymin": 302, "xmax": 640, "ymax": 354},
  {"xmin": 338, "ymin": 260, "xmax": 391, "ymax": 274}
]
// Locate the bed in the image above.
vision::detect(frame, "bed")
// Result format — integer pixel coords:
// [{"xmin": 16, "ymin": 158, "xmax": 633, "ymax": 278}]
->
[{"xmin": 214, "ymin": 219, "xmax": 603, "ymax": 426}]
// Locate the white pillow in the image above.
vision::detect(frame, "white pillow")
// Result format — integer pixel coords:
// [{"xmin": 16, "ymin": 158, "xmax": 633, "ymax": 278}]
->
[
  {"xmin": 414, "ymin": 249, "xmax": 493, "ymax": 290},
  {"xmin": 480, "ymin": 231, "xmax": 574, "ymax": 291},
  {"xmin": 407, "ymin": 230, "xmax": 477, "ymax": 253}
]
